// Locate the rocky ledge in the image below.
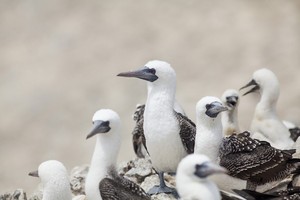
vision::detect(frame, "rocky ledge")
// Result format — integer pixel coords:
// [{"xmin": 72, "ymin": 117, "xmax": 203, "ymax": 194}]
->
[{"xmin": 0, "ymin": 157, "xmax": 177, "ymax": 200}]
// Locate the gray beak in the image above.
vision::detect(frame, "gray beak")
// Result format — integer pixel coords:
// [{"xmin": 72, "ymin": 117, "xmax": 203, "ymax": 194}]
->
[
  {"xmin": 117, "ymin": 67, "xmax": 158, "ymax": 82},
  {"xmin": 240, "ymin": 79, "xmax": 260, "ymax": 96},
  {"xmin": 226, "ymin": 96, "xmax": 238, "ymax": 108},
  {"xmin": 205, "ymin": 101, "xmax": 228, "ymax": 118},
  {"xmin": 28, "ymin": 170, "xmax": 39, "ymax": 177},
  {"xmin": 195, "ymin": 162, "xmax": 227, "ymax": 178},
  {"xmin": 86, "ymin": 120, "xmax": 110, "ymax": 139}
]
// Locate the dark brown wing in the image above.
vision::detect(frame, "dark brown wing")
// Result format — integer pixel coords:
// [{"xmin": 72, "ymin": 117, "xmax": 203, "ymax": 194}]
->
[
  {"xmin": 234, "ymin": 187, "xmax": 300, "ymax": 200},
  {"xmin": 174, "ymin": 112, "xmax": 196, "ymax": 154},
  {"xmin": 220, "ymin": 131, "xmax": 299, "ymax": 185},
  {"xmin": 132, "ymin": 104, "xmax": 148, "ymax": 158},
  {"xmin": 100, "ymin": 167, "xmax": 151, "ymax": 200}
]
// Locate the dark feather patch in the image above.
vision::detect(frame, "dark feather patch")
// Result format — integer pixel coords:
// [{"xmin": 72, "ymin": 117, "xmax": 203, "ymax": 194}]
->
[
  {"xmin": 99, "ymin": 167, "xmax": 151, "ymax": 200},
  {"xmin": 233, "ymin": 188, "xmax": 300, "ymax": 200},
  {"xmin": 219, "ymin": 131, "xmax": 300, "ymax": 186},
  {"xmin": 131, "ymin": 104, "xmax": 148, "ymax": 158},
  {"xmin": 174, "ymin": 111, "xmax": 196, "ymax": 154}
]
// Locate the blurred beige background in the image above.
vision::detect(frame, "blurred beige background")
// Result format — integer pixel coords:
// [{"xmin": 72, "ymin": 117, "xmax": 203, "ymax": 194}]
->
[{"xmin": 0, "ymin": 0, "xmax": 299, "ymax": 196}]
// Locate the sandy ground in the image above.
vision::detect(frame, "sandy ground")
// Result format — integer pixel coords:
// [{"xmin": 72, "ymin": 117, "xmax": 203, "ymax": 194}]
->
[{"xmin": 0, "ymin": 0, "xmax": 300, "ymax": 195}]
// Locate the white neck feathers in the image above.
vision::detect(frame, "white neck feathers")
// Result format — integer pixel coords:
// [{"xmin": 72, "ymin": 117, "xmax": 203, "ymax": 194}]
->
[
  {"xmin": 85, "ymin": 128, "xmax": 121, "ymax": 200},
  {"xmin": 195, "ymin": 116, "xmax": 223, "ymax": 162}
]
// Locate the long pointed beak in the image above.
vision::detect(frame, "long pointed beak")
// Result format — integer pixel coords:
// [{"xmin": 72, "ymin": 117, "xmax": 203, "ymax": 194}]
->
[
  {"xmin": 28, "ymin": 170, "xmax": 39, "ymax": 177},
  {"xmin": 117, "ymin": 67, "xmax": 158, "ymax": 82},
  {"xmin": 205, "ymin": 102, "xmax": 228, "ymax": 118},
  {"xmin": 195, "ymin": 162, "xmax": 227, "ymax": 178},
  {"xmin": 86, "ymin": 120, "xmax": 110, "ymax": 139},
  {"xmin": 240, "ymin": 79, "xmax": 260, "ymax": 96}
]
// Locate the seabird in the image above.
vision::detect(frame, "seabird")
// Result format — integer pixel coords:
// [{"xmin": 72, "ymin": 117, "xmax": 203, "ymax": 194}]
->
[
  {"xmin": 195, "ymin": 96, "xmax": 300, "ymax": 192},
  {"xmin": 28, "ymin": 160, "xmax": 74, "ymax": 200},
  {"xmin": 176, "ymin": 154, "xmax": 246, "ymax": 200},
  {"xmin": 85, "ymin": 109, "xmax": 150, "ymax": 200},
  {"xmin": 240, "ymin": 68, "xmax": 294, "ymax": 149},
  {"xmin": 132, "ymin": 101, "xmax": 186, "ymax": 158},
  {"xmin": 221, "ymin": 89, "xmax": 240, "ymax": 136},
  {"xmin": 220, "ymin": 131, "xmax": 300, "ymax": 190},
  {"xmin": 118, "ymin": 60, "xmax": 196, "ymax": 196},
  {"xmin": 194, "ymin": 96, "xmax": 247, "ymax": 192}
]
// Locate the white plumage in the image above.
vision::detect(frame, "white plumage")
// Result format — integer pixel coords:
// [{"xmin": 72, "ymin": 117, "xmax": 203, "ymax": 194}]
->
[
  {"xmin": 118, "ymin": 60, "xmax": 196, "ymax": 195},
  {"xmin": 221, "ymin": 89, "xmax": 240, "ymax": 136},
  {"xmin": 194, "ymin": 96, "xmax": 247, "ymax": 192},
  {"xmin": 85, "ymin": 109, "xmax": 121, "ymax": 200},
  {"xmin": 29, "ymin": 160, "xmax": 73, "ymax": 200},
  {"xmin": 176, "ymin": 154, "xmax": 224, "ymax": 200},
  {"xmin": 241, "ymin": 68, "xmax": 294, "ymax": 149},
  {"xmin": 85, "ymin": 109, "xmax": 149, "ymax": 200},
  {"xmin": 143, "ymin": 61, "xmax": 188, "ymax": 172}
]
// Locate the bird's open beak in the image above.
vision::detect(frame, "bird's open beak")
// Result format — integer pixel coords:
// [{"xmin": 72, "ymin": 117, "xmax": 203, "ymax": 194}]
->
[
  {"xmin": 240, "ymin": 79, "xmax": 260, "ymax": 96},
  {"xmin": 117, "ymin": 67, "xmax": 158, "ymax": 82},
  {"xmin": 226, "ymin": 96, "xmax": 238, "ymax": 108},
  {"xmin": 28, "ymin": 170, "xmax": 39, "ymax": 177},
  {"xmin": 86, "ymin": 120, "xmax": 111, "ymax": 139}
]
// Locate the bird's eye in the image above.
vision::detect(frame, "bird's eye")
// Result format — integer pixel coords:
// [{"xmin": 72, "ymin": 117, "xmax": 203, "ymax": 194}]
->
[
  {"xmin": 205, "ymin": 104, "xmax": 213, "ymax": 110},
  {"xmin": 148, "ymin": 68, "xmax": 156, "ymax": 75}
]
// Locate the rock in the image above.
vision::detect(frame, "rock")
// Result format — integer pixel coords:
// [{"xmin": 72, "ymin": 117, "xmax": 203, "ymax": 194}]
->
[
  {"xmin": 141, "ymin": 175, "xmax": 177, "ymax": 200},
  {"xmin": 0, "ymin": 189, "xmax": 27, "ymax": 200},
  {"xmin": 28, "ymin": 195, "xmax": 41, "ymax": 200},
  {"xmin": 70, "ymin": 165, "xmax": 89, "ymax": 195},
  {"xmin": 1, "ymin": 157, "xmax": 178, "ymax": 200},
  {"xmin": 124, "ymin": 157, "xmax": 154, "ymax": 183},
  {"xmin": 151, "ymin": 193, "xmax": 177, "ymax": 200}
]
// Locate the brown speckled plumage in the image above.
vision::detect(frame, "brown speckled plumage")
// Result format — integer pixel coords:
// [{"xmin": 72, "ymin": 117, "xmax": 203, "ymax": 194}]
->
[
  {"xmin": 234, "ymin": 187, "xmax": 300, "ymax": 200},
  {"xmin": 219, "ymin": 131, "xmax": 300, "ymax": 188},
  {"xmin": 99, "ymin": 166, "xmax": 150, "ymax": 200},
  {"xmin": 174, "ymin": 111, "xmax": 196, "ymax": 154},
  {"xmin": 132, "ymin": 104, "xmax": 147, "ymax": 158}
]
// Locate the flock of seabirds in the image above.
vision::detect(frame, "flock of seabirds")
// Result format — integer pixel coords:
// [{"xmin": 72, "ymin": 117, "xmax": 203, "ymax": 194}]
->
[{"xmin": 27, "ymin": 60, "xmax": 300, "ymax": 200}]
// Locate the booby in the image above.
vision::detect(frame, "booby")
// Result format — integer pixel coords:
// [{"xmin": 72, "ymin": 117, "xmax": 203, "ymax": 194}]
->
[
  {"xmin": 240, "ymin": 68, "xmax": 294, "ymax": 149},
  {"xmin": 220, "ymin": 131, "xmax": 300, "ymax": 190},
  {"xmin": 132, "ymin": 101, "xmax": 186, "ymax": 158},
  {"xmin": 85, "ymin": 109, "xmax": 150, "ymax": 200},
  {"xmin": 195, "ymin": 96, "xmax": 300, "ymax": 192},
  {"xmin": 194, "ymin": 96, "xmax": 247, "ymax": 192},
  {"xmin": 28, "ymin": 160, "xmax": 73, "ymax": 200},
  {"xmin": 176, "ymin": 154, "xmax": 245, "ymax": 200},
  {"xmin": 221, "ymin": 89, "xmax": 240, "ymax": 136},
  {"xmin": 118, "ymin": 60, "xmax": 196, "ymax": 196}
]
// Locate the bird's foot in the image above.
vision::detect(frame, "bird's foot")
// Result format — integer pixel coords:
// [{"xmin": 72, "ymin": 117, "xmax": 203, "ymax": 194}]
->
[{"xmin": 148, "ymin": 185, "xmax": 179, "ymax": 199}]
